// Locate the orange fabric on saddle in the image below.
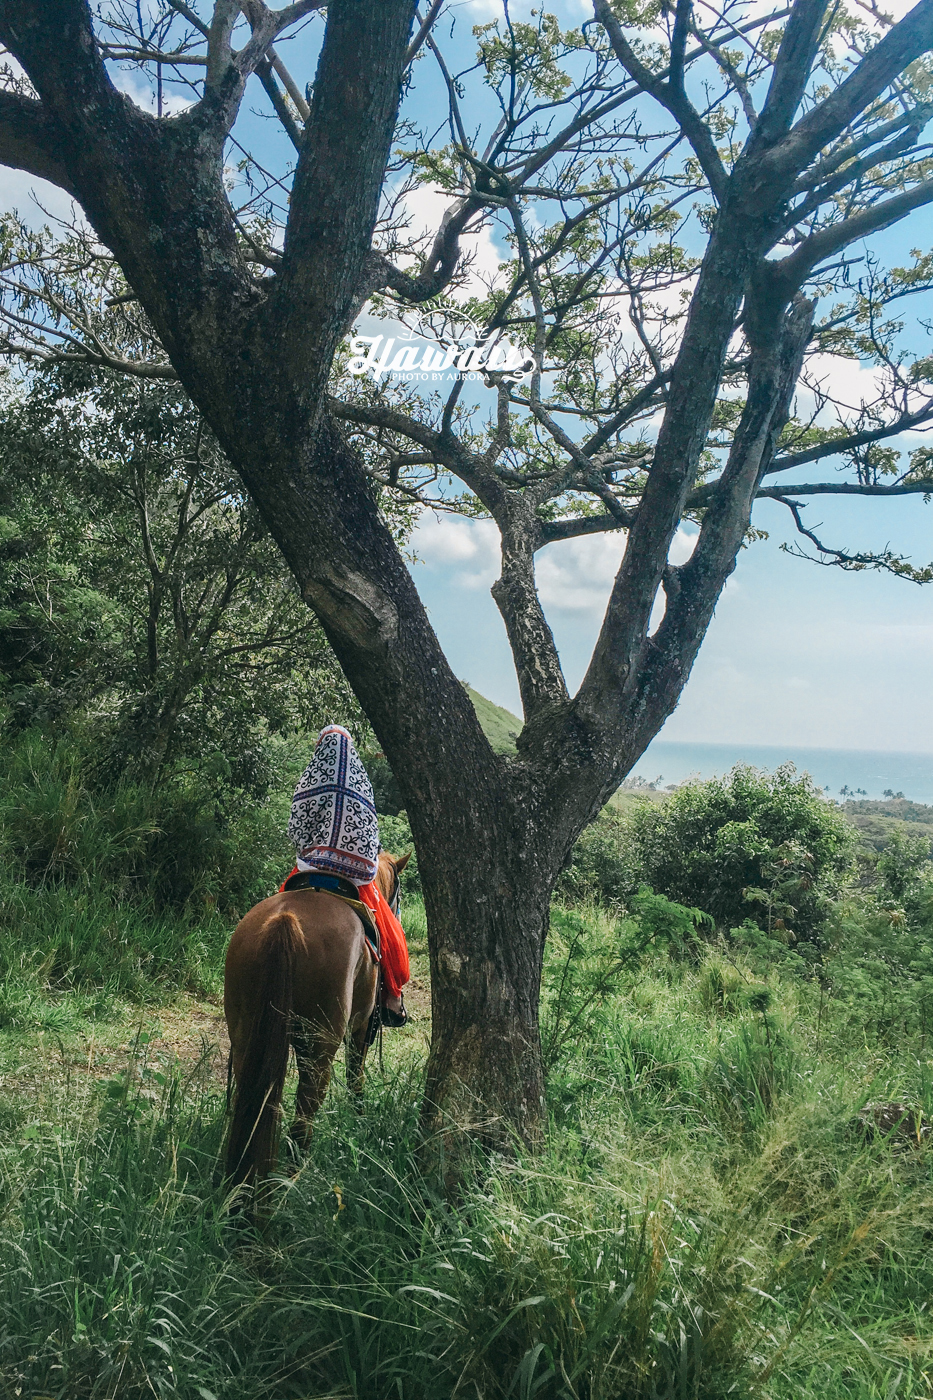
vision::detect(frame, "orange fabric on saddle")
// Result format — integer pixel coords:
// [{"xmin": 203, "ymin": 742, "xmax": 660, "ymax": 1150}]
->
[
  {"xmin": 357, "ymin": 881, "xmax": 410, "ymax": 1000},
  {"xmin": 278, "ymin": 868, "xmax": 410, "ymax": 1001}
]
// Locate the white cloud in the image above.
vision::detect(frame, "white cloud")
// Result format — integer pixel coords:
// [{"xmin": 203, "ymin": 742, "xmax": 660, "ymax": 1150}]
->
[
  {"xmin": 113, "ymin": 71, "xmax": 195, "ymax": 117},
  {"xmin": 0, "ymin": 168, "xmax": 80, "ymax": 227},
  {"xmin": 412, "ymin": 512, "xmax": 700, "ymax": 617},
  {"xmin": 799, "ymin": 352, "xmax": 887, "ymax": 412},
  {"xmin": 411, "ymin": 513, "xmax": 500, "ymax": 589},
  {"xmin": 400, "ymin": 182, "xmax": 504, "ymax": 297},
  {"xmin": 536, "ymin": 532, "xmax": 625, "ymax": 612},
  {"xmin": 537, "ymin": 524, "xmax": 696, "ymax": 614}
]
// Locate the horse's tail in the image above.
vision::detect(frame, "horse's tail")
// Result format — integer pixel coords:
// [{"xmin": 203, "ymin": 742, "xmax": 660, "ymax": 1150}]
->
[{"xmin": 225, "ymin": 909, "xmax": 303, "ymax": 1192}]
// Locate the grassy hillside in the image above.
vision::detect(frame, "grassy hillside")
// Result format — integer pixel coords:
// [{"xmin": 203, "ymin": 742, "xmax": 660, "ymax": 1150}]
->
[
  {"xmin": 466, "ymin": 685, "xmax": 521, "ymax": 753},
  {"xmin": 1, "ymin": 896, "xmax": 930, "ymax": 1400},
  {"xmin": 843, "ymin": 796, "xmax": 933, "ymax": 854}
]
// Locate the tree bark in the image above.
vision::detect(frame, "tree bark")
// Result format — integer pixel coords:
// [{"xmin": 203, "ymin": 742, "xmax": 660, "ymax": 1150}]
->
[{"xmin": 413, "ymin": 797, "xmax": 555, "ymax": 1166}]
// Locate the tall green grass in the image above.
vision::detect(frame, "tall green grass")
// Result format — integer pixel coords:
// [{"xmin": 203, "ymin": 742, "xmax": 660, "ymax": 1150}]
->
[
  {"xmin": 0, "ymin": 732, "xmax": 930, "ymax": 1397},
  {"xmin": 0, "ymin": 728, "xmax": 294, "ymax": 1011},
  {"xmin": 0, "ymin": 906, "xmax": 930, "ymax": 1399}
]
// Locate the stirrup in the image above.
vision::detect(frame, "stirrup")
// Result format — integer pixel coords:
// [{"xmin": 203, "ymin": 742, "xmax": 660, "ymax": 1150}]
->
[{"xmin": 380, "ymin": 997, "xmax": 408, "ymax": 1029}]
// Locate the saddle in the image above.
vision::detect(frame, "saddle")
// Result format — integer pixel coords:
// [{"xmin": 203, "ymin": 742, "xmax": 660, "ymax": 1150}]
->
[{"xmin": 281, "ymin": 869, "xmax": 380, "ymax": 961}]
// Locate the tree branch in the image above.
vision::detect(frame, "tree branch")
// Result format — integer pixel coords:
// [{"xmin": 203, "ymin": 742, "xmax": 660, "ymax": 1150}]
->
[
  {"xmin": 764, "ymin": 0, "xmax": 933, "ymax": 182},
  {"xmin": 593, "ymin": 0, "xmax": 729, "ymax": 201},
  {"xmin": 759, "ymin": 478, "xmax": 933, "ymax": 498},
  {"xmin": 754, "ymin": 0, "xmax": 829, "ymax": 145},
  {"xmin": 776, "ymin": 494, "xmax": 933, "ymax": 580},
  {"xmin": 407, "ymin": 0, "xmax": 445, "ymax": 64},
  {"xmin": 0, "ymin": 89, "xmax": 76, "ymax": 193},
  {"xmin": 206, "ymin": 0, "xmax": 240, "ymax": 93},
  {"xmin": 538, "ymin": 513, "xmax": 624, "ymax": 545},
  {"xmin": 270, "ymin": 0, "xmax": 415, "ymax": 405},
  {"xmin": 491, "ymin": 515, "xmax": 570, "ymax": 719},
  {"xmin": 767, "ymin": 404, "xmax": 933, "ymax": 473},
  {"xmin": 769, "ymin": 175, "xmax": 933, "ymax": 296},
  {"xmin": 255, "ymin": 55, "xmax": 303, "ymax": 149}
]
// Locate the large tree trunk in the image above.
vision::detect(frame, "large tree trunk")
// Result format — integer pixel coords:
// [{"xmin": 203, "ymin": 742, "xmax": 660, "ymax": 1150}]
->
[{"xmin": 410, "ymin": 796, "xmax": 559, "ymax": 1161}]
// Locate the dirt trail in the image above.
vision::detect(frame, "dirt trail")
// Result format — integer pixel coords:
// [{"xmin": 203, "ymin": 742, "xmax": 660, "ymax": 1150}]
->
[{"xmin": 0, "ymin": 971, "xmax": 431, "ymax": 1109}]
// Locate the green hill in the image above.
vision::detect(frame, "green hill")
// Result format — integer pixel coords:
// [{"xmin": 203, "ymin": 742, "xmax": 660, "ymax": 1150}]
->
[
  {"xmin": 466, "ymin": 686, "xmax": 521, "ymax": 754},
  {"xmin": 842, "ymin": 796, "xmax": 933, "ymax": 855}
]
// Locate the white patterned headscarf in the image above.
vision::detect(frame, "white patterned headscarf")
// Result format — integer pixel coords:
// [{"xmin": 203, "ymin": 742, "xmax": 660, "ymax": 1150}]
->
[{"xmin": 288, "ymin": 725, "xmax": 379, "ymax": 887}]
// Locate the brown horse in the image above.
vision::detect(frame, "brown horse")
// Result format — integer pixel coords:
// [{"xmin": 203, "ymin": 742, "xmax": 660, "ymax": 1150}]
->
[{"xmin": 223, "ymin": 850, "xmax": 410, "ymax": 1192}]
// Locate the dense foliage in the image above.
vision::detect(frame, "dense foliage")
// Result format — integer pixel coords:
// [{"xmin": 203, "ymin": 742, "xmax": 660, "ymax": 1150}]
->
[
  {"xmin": 564, "ymin": 765, "xmax": 856, "ymax": 949},
  {"xmin": 627, "ymin": 765, "xmax": 856, "ymax": 944},
  {"xmin": 0, "ymin": 365, "xmax": 366, "ymax": 782}
]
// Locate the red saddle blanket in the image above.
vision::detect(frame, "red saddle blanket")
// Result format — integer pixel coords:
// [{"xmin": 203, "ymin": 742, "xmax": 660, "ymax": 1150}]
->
[{"xmin": 358, "ymin": 880, "xmax": 410, "ymax": 1000}]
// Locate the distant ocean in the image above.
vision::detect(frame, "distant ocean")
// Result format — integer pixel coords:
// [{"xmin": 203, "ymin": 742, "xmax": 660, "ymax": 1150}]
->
[{"xmin": 629, "ymin": 742, "xmax": 933, "ymax": 806}]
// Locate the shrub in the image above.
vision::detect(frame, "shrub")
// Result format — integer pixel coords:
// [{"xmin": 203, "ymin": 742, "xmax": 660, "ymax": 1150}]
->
[
  {"xmin": 876, "ymin": 825, "xmax": 932, "ymax": 904},
  {"xmin": 0, "ymin": 726, "xmax": 289, "ymax": 919},
  {"xmin": 542, "ymin": 895, "xmax": 710, "ymax": 1072},
  {"xmin": 623, "ymin": 764, "xmax": 855, "ymax": 944},
  {"xmin": 823, "ymin": 880, "xmax": 933, "ymax": 1044},
  {"xmin": 556, "ymin": 806, "xmax": 635, "ymax": 906}
]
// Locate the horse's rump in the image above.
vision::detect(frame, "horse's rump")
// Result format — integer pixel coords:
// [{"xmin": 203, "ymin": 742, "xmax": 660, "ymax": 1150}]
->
[
  {"xmin": 222, "ymin": 851, "xmax": 407, "ymax": 1202},
  {"xmin": 224, "ymin": 907, "xmax": 303, "ymax": 1189}
]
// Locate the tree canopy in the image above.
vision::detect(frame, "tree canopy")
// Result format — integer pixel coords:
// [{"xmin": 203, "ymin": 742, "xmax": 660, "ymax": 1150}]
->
[{"xmin": 0, "ymin": 356, "xmax": 369, "ymax": 780}]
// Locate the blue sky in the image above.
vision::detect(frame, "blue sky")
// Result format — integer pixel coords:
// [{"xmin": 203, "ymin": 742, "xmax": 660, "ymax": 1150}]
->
[
  {"xmin": 2, "ymin": 0, "xmax": 931, "ymax": 754},
  {"xmin": 408, "ymin": 494, "xmax": 933, "ymax": 750}
]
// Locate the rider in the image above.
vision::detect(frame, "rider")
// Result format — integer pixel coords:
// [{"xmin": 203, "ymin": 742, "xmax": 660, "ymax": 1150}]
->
[{"xmin": 285, "ymin": 724, "xmax": 409, "ymax": 1027}]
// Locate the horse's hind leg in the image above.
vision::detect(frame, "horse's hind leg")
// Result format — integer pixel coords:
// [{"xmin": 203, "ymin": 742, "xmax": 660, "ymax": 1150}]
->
[
  {"xmin": 289, "ymin": 1027, "xmax": 340, "ymax": 1155},
  {"xmin": 346, "ymin": 1021, "xmax": 372, "ymax": 1109}
]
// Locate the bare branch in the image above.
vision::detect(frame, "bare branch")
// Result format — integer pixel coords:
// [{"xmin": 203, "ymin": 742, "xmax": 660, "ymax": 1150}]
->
[
  {"xmin": 271, "ymin": 0, "xmax": 415, "ymax": 400},
  {"xmin": 268, "ymin": 45, "xmax": 310, "ymax": 121},
  {"xmin": 593, "ymin": 0, "xmax": 729, "ymax": 200},
  {"xmin": 767, "ymin": 403, "xmax": 933, "ymax": 473},
  {"xmin": 539, "ymin": 513, "xmax": 624, "ymax": 545},
  {"xmin": 407, "ymin": 0, "xmax": 446, "ymax": 64},
  {"xmin": 234, "ymin": 1, "xmax": 325, "ymax": 85},
  {"xmin": 167, "ymin": 0, "xmax": 210, "ymax": 37},
  {"xmin": 754, "ymin": 0, "xmax": 828, "ymax": 145},
  {"xmin": 759, "ymin": 479, "xmax": 933, "ymax": 498},
  {"xmin": 255, "ymin": 55, "xmax": 302, "ymax": 148},
  {"xmin": 770, "ymin": 175, "xmax": 933, "ymax": 295},
  {"xmin": 206, "ymin": 0, "xmax": 240, "ymax": 92},
  {"xmin": 776, "ymin": 494, "xmax": 933, "ymax": 580},
  {"xmin": 765, "ymin": 0, "xmax": 933, "ymax": 181}
]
